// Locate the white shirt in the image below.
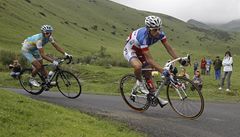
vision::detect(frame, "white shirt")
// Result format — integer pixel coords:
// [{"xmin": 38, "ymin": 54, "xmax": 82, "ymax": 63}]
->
[{"xmin": 222, "ymin": 56, "xmax": 233, "ymax": 72}]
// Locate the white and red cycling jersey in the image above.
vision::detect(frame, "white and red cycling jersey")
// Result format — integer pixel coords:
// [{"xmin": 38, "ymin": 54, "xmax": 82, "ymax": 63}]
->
[{"xmin": 123, "ymin": 27, "xmax": 167, "ymax": 64}]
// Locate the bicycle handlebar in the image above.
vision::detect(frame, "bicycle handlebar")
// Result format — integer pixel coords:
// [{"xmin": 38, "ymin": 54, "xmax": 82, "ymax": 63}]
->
[
  {"xmin": 43, "ymin": 56, "xmax": 72, "ymax": 67},
  {"xmin": 164, "ymin": 54, "xmax": 191, "ymax": 71},
  {"xmin": 58, "ymin": 56, "xmax": 72, "ymax": 65}
]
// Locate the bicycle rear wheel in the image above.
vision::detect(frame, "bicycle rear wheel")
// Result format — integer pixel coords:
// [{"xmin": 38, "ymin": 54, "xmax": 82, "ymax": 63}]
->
[
  {"xmin": 56, "ymin": 70, "xmax": 81, "ymax": 99},
  {"xmin": 120, "ymin": 74, "xmax": 150, "ymax": 112},
  {"xmin": 19, "ymin": 68, "xmax": 44, "ymax": 95},
  {"xmin": 166, "ymin": 76, "xmax": 204, "ymax": 119}
]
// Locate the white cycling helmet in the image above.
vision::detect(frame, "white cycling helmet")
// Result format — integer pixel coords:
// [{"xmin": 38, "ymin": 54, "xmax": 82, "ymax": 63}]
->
[
  {"xmin": 41, "ymin": 25, "xmax": 53, "ymax": 33},
  {"xmin": 145, "ymin": 15, "xmax": 162, "ymax": 28}
]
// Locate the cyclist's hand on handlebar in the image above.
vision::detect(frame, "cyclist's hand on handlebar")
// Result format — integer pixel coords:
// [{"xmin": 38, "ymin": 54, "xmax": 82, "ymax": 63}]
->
[
  {"xmin": 53, "ymin": 60, "xmax": 59, "ymax": 66},
  {"xmin": 64, "ymin": 52, "xmax": 73, "ymax": 59},
  {"xmin": 162, "ymin": 69, "xmax": 170, "ymax": 77},
  {"xmin": 179, "ymin": 57, "xmax": 189, "ymax": 66}
]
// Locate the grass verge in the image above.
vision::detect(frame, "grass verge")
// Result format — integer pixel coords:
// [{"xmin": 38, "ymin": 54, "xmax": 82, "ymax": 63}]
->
[{"xmin": 0, "ymin": 89, "xmax": 144, "ymax": 137}]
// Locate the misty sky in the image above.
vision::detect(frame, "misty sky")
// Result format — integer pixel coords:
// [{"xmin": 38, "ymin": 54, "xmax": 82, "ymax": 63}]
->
[{"xmin": 111, "ymin": 0, "xmax": 240, "ymax": 24}]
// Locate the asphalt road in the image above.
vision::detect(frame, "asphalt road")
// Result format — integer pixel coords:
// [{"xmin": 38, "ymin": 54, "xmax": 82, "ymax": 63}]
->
[{"xmin": 6, "ymin": 88, "xmax": 240, "ymax": 137}]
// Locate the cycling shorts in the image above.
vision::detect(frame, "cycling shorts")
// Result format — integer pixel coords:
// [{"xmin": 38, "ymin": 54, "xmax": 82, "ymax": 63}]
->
[
  {"xmin": 123, "ymin": 44, "xmax": 147, "ymax": 65},
  {"xmin": 21, "ymin": 46, "xmax": 42, "ymax": 63}
]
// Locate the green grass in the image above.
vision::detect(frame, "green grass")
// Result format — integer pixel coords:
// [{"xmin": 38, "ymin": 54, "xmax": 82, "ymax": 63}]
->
[
  {"xmin": 0, "ymin": 89, "xmax": 144, "ymax": 137},
  {"xmin": 0, "ymin": 0, "xmax": 240, "ymax": 59},
  {"xmin": 1, "ymin": 62, "xmax": 240, "ymax": 102}
]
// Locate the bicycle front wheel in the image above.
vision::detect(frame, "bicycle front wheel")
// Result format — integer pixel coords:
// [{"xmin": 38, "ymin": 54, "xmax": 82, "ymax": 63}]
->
[
  {"xmin": 166, "ymin": 76, "xmax": 204, "ymax": 119},
  {"xmin": 19, "ymin": 68, "xmax": 44, "ymax": 95},
  {"xmin": 120, "ymin": 74, "xmax": 149, "ymax": 112},
  {"xmin": 56, "ymin": 70, "xmax": 81, "ymax": 99}
]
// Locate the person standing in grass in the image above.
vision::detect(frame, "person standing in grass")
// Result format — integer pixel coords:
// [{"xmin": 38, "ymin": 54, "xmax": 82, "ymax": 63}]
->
[
  {"xmin": 219, "ymin": 51, "xmax": 233, "ymax": 92},
  {"xmin": 206, "ymin": 57, "xmax": 212, "ymax": 75},
  {"xmin": 193, "ymin": 59, "xmax": 199, "ymax": 74},
  {"xmin": 213, "ymin": 56, "xmax": 222, "ymax": 80},
  {"xmin": 200, "ymin": 57, "xmax": 206, "ymax": 75}
]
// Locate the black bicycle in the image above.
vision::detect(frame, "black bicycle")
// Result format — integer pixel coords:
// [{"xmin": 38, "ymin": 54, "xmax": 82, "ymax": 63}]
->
[
  {"xmin": 19, "ymin": 57, "xmax": 81, "ymax": 99},
  {"xmin": 120, "ymin": 55, "xmax": 204, "ymax": 119}
]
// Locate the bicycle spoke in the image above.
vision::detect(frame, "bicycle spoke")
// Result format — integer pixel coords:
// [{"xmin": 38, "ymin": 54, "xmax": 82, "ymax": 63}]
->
[
  {"xmin": 19, "ymin": 68, "xmax": 44, "ymax": 95},
  {"xmin": 167, "ymin": 76, "xmax": 204, "ymax": 119},
  {"xmin": 57, "ymin": 71, "xmax": 81, "ymax": 99},
  {"xmin": 120, "ymin": 74, "xmax": 149, "ymax": 111}
]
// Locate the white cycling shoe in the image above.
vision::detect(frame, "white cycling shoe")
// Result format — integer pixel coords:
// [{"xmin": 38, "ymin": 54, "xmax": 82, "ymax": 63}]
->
[
  {"xmin": 29, "ymin": 78, "xmax": 40, "ymax": 87},
  {"xmin": 158, "ymin": 97, "xmax": 168, "ymax": 106},
  {"xmin": 136, "ymin": 80, "xmax": 149, "ymax": 94}
]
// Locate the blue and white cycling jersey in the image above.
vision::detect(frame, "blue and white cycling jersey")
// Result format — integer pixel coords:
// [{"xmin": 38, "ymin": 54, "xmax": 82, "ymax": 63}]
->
[
  {"xmin": 21, "ymin": 33, "xmax": 55, "ymax": 52},
  {"xmin": 21, "ymin": 33, "xmax": 56, "ymax": 63},
  {"xmin": 123, "ymin": 27, "xmax": 167, "ymax": 62}
]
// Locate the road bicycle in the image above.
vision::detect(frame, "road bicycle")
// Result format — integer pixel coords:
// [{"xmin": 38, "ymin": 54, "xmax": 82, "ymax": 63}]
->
[
  {"xmin": 120, "ymin": 55, "xmax": 204, "ymax": 119},
  {"xmin": 19, "ymin": 57, "xmax": 81, "ymax": 99}
]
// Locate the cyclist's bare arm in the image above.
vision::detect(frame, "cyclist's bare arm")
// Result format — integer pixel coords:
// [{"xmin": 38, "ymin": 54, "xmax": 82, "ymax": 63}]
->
[
  {"xmin": 39, "ymin": 48, "xmax": 54, "ymax": 62},
  {"xmin": 162, "ymin": 41, "xmax": 178, "ymax": 59},
  {"xmin": 52, "ymin": 42, "xmax": 65, "ymax": 55},
  {"xmin": 142, "ymin": 50, "xmax": 164, "ymax": 73}
]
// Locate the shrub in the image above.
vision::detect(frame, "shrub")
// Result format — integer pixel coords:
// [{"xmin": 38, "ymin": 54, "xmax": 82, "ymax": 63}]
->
[
  {"xmin": 91, "ymin": 25, "xmax": 98, "ymax": 31},
  {"xmin": 0, "ymin": 50, "xmax": 16, "ymax": 66},
  {"xmin": 0, "ymin": 50, "xmax": 29, "ymax": 71},
  {"xmin": 78, "ymin": 46, "xmax": 129, "ymax": 67}
]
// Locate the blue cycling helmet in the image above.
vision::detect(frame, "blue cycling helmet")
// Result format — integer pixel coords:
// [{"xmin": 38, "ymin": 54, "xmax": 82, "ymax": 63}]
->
[{"xmin": 41, "ymin": 25, "xmax": 53, "ymax": 33}]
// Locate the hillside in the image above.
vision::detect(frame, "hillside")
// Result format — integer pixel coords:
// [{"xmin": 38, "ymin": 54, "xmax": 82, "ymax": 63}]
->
[
  {"xmin": 187, "ymin": 19, "xmax": 212, "ymax": 30},
  {"xmin": 0, "ymin": 0, "xmax": 240, "ymax": 63},
  {"xmin": 221, "ymin": 19, "xmax": 240, "ymax": 32}
]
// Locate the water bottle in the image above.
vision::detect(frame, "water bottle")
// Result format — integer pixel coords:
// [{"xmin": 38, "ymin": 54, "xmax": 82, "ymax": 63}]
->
[{"xmin": 146, "ymin": 79, "xmax": 156, "ymax": 92}]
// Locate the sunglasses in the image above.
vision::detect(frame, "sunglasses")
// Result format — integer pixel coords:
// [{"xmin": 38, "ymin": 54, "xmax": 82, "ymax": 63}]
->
[
  {"xmin": 45, "ymin": 32, "xmax": 52, "ymax": 35},
  {"xmin": 149, "ymin": 28, "xmax": 161, "ymax": 32}
]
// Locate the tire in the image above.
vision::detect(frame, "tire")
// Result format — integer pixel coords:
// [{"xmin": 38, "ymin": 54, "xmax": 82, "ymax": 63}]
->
[
  {"xmin": 120, "ymin": 74, "xmax": 150, "ymax": 112},
  {"xmin": 19, "ymin": 68, "xmax": 44, "ymax": 95},
  {"xmin": 56, "ymin": 70, "xmax": 81, "ymax": 99},
  {"xmin": 166, "ymin": 76, "xmax": 204, "ymax": 119}
]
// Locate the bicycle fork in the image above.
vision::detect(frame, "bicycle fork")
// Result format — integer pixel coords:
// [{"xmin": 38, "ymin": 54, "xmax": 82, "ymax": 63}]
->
[{"xmin": 171, "ymin": 81, "xmax": 188, "ymax": 100}]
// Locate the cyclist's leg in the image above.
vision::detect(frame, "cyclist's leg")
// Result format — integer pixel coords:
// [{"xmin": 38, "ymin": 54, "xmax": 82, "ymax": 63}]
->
[
  {"xmin": 129, "ymin": 58, "xmax": 143, "ymax": 81},
  {"xmin": 32, "ymin": 60, "xmax": 47, "ymax": 78},
  {"xmin": 22, "ymin": 50, "xmax": 39, "ymax": 76},
  {"xmin": 142, "ymin": 65, "xmax": 156, "ymax": 92},
  {"xmin": 123, "ymin": 46, "xmax": 143, "ymax": 81},
  {"xmin": 31, "ymin": 50, "xmax": 47, "ymax": 77}
]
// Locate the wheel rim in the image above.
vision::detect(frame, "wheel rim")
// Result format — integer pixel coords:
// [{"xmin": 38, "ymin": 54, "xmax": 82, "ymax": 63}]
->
[
  {"xmin": 56, "ymin": 71, "xmax": 81, "ymax": 99},
  {"xmin": 120, "ymin": 74, "xmax": 149, "ymax": 111},
  {"xmin": 167, "ymin": 76, "xmax": 204, "ymax": 119},
  {"xmin": 19, "ymin": 69, "xmax": 43, "ymax": 95}
]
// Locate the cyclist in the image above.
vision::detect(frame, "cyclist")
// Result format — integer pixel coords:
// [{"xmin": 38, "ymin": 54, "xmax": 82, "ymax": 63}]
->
[
  {"xmin": 21, "ymin": 25, "xmax": 72, "ymax": 87},
  {"xmin": 123, "ymin": 15, "xmax": 186, "ymax": 106}
]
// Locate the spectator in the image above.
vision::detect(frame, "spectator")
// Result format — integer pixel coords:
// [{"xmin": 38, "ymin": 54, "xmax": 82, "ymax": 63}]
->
[
  {"xmin": 206, "ymin": 57, "xmax": 212, "ymax": 75},
  {"xmin": 219, "ymin": 51, "xmax": 233, "ymax": 92},
  {"xmin": 9, "ymin": 59, "xmax": 21, "ymax": 78},
  {"xmin": 200, "ymin": 57, "xmax": 206, "ymax": 75},
  {"xmin": 193, "ymin": 59, "xmax": 199, "ymax": 74},
  {"xmin": 213, "ymin": 56, "xmax": 222, "ymax": 80},
  {"xmin": 192, "ymin": 70, "xmax": 203, "ymax": 91},
  {"xmin": 178, "ymin": 68, "xmax": 189, "ymax": 79}
]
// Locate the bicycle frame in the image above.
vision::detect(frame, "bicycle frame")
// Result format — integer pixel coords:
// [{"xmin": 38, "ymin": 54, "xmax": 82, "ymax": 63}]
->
[
  {"xmin": 42, "ymin": 58, "xmax": 70, "ymax": 87},
  {"xmin": 141, "ymin": 56, "xmax": 188, "ymax": 100},
  {"xmin": 120, "ymin": 54, "xmax": 204, "ymax": 118}
]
